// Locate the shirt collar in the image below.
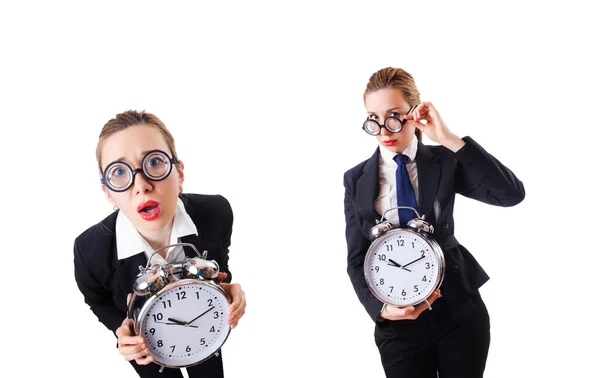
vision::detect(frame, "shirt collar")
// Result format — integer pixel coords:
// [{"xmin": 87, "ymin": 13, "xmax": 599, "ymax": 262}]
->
[
  {"xmin": 378, "ymin": 134, "xmax": 418, "ymax": 165},
  {"xmin": 116, "ymin": 197, "xmax": 198, "ymax": 260}
]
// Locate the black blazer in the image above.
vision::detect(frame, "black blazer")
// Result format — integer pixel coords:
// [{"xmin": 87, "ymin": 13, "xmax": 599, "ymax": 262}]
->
[
  {"xmin": 343, "ymin": 137, "xmax": 525, "ymax": 323},
  {"xmin": 73, "ymin": 193, "xmax": 233, "ymax": 334}
]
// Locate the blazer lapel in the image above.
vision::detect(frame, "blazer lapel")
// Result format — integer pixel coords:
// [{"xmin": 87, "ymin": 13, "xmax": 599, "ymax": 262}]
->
[
  {"xmin": 115, "ymin": 251, "xmax": 147, "ymax": 297},
  {"xmin": 415, "ymin": 142, "xmax": 441, "ymax": 224},
  {"xmin": 356, "ymin": 148, "xmax": 382, "ymax": 233}
]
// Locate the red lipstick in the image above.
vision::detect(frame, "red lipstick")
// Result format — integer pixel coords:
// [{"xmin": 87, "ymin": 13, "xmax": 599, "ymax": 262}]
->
[
  {"xmin": 137, "ymin": 200, "xmax": 161, "ymax": 221},
  {"xmin": 383, "ymin": 140, "xmax": 397, "ymax": 147}
]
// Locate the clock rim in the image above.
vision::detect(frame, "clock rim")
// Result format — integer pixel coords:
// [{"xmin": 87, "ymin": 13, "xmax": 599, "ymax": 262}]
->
[
  {"xmin": 135, "ymin": 278, "xmax": 232, "ymax": 369},
  {"xmin": 363, "ymin": 228, "xmax": 445, "ymax": 307}
]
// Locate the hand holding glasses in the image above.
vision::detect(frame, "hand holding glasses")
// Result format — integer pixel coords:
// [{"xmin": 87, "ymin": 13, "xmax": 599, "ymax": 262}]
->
[
  {"xmin": 101, "ymin": 150, "xmax": 179, "ymax": 192},
  {"xmin": 362, "ymin": 105, "xmax": 417, "ymax": 136}
]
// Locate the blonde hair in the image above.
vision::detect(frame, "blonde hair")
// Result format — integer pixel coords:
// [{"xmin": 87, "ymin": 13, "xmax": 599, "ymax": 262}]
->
[
  {"xmin": 364, "ymin": 67, "xmax": 422, "ymax": 141},
  {"xmin": 96, "ymin": 110, "xmax": 180, "ymax": 172}
]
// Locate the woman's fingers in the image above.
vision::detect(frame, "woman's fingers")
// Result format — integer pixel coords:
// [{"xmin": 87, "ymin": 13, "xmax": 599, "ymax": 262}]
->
[
  {"xmin": 383, "ymin": 290, "xmax": 442, "ymax": 320},
  {"xmin": 225, "ymin": 284, "xmax": 246, "ymax": 328}
]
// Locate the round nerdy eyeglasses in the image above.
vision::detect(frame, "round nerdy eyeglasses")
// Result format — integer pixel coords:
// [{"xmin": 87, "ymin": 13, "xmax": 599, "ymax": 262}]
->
[
  {"xmin": 101, "ymin": 150, "xmax": 179, "ymax": 192},
  {"xmin": 362, "ymin": 106, "xmax": 417, "ymax": 136}
]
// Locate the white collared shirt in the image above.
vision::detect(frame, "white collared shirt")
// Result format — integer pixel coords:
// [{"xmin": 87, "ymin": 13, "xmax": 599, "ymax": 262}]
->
[
  {"xmin": 375, "ymin": 135, "xmax": 419, "ymax": 226},
  {"xmin": 116, "ymin": 198, "xmax": 198, "ymax": 266}
]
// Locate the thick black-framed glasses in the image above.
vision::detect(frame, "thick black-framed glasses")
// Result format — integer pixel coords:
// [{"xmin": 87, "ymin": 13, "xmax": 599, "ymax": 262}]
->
[
  {"xmin": 101, "ymin": 149, "xmax": 179, "ymax": 192},
  {"xmin": 362, "ymin": 105, "xmax": 417, "ymax": 136}
]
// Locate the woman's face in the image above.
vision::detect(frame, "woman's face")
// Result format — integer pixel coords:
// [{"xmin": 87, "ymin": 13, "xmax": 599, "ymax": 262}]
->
[
  {"xmin": 100, "ymin": 124, "xmax": 183, "ymax": 235},
  {"xmin": 364, "ymin": 87, "xmax": 416, "ymax": 154}
]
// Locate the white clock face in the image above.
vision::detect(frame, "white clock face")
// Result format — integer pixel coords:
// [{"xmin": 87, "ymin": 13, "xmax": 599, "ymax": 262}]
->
[
  {"xmin": 365, "ymin": 229, "xmax": 442, "ymax": 306},
  {"xmin": 138, "ymin": 280, "xmax": 230, "ymax": 367}
]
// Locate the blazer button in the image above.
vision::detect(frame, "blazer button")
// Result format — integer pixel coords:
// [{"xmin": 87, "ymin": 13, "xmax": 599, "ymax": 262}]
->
[
  {"xmin": 444, "ymin": 223, "xmax": 449, "ymax": 229},
  {"xmin": 451, "ymin": 265, "xmax": 459, "ymax": 272}
]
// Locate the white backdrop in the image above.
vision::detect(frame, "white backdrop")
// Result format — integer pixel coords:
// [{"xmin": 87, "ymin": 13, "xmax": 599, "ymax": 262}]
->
[{"xmin": 1, "ymin": 1, "xmax": 598, "ymax": 377}]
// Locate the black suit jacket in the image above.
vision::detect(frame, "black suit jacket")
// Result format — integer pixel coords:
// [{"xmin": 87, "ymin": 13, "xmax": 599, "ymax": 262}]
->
[
  {"xmin": 73, "ymin": 193, "xmax": 233, "ymax": 334},
  {"xmin": 344, "ymin": 137, "xmax": 525, "ymax": 323}
]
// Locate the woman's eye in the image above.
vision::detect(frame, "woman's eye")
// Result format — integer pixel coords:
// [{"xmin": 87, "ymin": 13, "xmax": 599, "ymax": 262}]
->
[
  {"xmin": 389, "ymin": 112, "xmax": 401, "ymax": 118},
  {"xmin": 149, "ymin": 158, "xmax": 163, "ymax": 167},
  {"xmin": 368, "ymin": 114, "xmax": 378, "ymax": 120},
  {"xmin": 115, "ymin": 168, "xmax": 126, "ymax": 176}
]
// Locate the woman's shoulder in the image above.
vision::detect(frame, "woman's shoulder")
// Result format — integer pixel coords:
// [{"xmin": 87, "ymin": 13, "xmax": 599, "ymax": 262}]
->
[
  {"xmin": 180, "ymin": 193, "xmax": 233, "ymax": 225},
  {"xmin": 73, "ymin": 211, "xmax": 117, "ymax": 253},
  {"xmin": 343, "ymin": 148, "xmax": 379, "ymax": 181},
  {"xmin": 180, "ymin": 193, "xmax": 232, "ymax": 212}
]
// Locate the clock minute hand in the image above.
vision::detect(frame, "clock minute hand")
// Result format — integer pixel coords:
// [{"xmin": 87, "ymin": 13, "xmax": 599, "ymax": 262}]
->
[
  {"xmin": 402, "ymin": 256, "xmax": 426, "ymax": 269},
  {"xmin": 387, "ymin": 258, "xmax": 411, "ymax": 272},
  {"xmin": 186, "ymin": 306, "xmax": 216, "ymax": 325}
]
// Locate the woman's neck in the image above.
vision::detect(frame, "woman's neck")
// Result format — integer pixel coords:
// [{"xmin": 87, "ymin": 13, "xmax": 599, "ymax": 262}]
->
[{"xmin": 139, "ymin": 219, "xmax": 174, "ymax": 258}]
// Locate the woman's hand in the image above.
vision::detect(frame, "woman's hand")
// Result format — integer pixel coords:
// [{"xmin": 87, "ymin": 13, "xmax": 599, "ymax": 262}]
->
[
  {"xmin": 379, "ymin": 290, "xmax": 441, "ymax": 321},
  {"xmin": 215, "ymin": 273, "xmax": 246, "ymax": 329},
  {"xmin": 115, "ymin": 294, "xmax": 154, "ymax": 365},
  {"xmin": 406, "ymin": 102, "xmax": 465, "ymax": 152}
]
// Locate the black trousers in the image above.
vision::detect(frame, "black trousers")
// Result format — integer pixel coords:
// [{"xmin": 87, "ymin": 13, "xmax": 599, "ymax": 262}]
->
[
  {"xmin": 129, "ymin": 352, "xmax": 224, "ymax": 378},
  {"xmin": 374, "ymin": 294, "xmax": 490, "ymax": 378}
]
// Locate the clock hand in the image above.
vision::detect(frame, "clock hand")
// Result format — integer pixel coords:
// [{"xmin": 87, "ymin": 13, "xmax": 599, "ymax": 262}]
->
[
  {"xmin": 402, "ymin": 255, "xmax": 426, "ymax": 269},
  {"xmin": 168, "ymin": 317, "xmax": 190, "ymax": 326},
  {"xmin": 387, "ymin": 259, "xmax": 411, "ymax": 272},
  {"xmin": 186, "ymin": 306, "xmax": 216, "ymax": 325},
  {"xmin": 154, "ymin": 320, "xmax": 199, "ymax": 328}
]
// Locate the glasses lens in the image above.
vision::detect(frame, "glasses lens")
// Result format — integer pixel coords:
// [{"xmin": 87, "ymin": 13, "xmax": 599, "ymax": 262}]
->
[
  {"xmin": 385, "ymin": 117, "xmax": 403, "ymax": 132},
  {"xmin": 144, "ymin": 151, "xmax": 171, "ymax": 180},
  {"xmin": 106, "ymin": 163, "xmax": 132, "ymax": 190},
  {"xmin": 363, "ymin": 120, "xmax": 381, "ymax": 135}
]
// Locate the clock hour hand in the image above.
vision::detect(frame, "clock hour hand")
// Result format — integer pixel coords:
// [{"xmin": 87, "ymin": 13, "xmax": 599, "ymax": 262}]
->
[
  {"xmin": 402, "ymin": 255, "xmax": 426, "ymax": 269},
  {"xmin": 387, "ymin": 258, "xmax": 411, "ymax": 272},
  {"xmin": 155, "ymin": 320, "xmax": 199, "ymax": 328},
  {"xmin": 186, "ymin": 306, "xmax": 216, "ymax": 325}
]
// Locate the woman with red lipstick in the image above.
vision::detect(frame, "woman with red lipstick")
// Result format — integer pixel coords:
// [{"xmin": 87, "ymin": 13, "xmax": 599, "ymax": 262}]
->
[
  {"xmin": 74, "ymin": 110, "xmax": 246, "ymax": 378},
  {"xmin": 343, "ymin": 67, "xmax": 525, "ymax": 378}
]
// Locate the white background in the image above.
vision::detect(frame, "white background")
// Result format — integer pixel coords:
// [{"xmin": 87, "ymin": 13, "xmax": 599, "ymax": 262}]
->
[{"xmin": 1, "ymin": 1, "xmax": 598, "ymax": 377}]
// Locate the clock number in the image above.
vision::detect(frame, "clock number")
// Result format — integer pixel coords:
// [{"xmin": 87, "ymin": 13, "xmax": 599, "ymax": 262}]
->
[
  {"xmin": 207, "ymin": 299, "xmax": 213, "ymax": 307},
  {"xmin": 401, "ymin": 289, "xmax": 406, "ymax": 296},
  {"xmin": 421, "ymin": 250, "xmax": 425, "ymax": 258},
  {"xmin": 186, "ymin": 345, "xmax": 192, "ymax": 353},
  {"xmin": 389, "ymin": 286, "xmax": 394, "ymax": 293},
  {"xmin": 213, "ymin": 311, "xmax": 219, "ymax": 319},
  {"xmin": 176, "ymin": 291, "xmax": 187, "ymax": 300},
  {"xmin": 411, "ymin": 241, "xmax": 414, "ymax": 248},
  {"xmin": 422, "ymin": 275, "xmax": 427, "ymax": 282},
  {"xmin": 379, "ymin": 278, "xmax": 384, "ymax": 285},
  {"xmin": 200, "ymin": 338, "xmax": 206, "ymax": 346},
  {"xmin": 196, "ymin": 291, "xmax": 200, "ymax": 299},
  {"xmin": 414, "ymin": 285, "xmax": 419, "ymax": 292},
  {"xmin": 170, "ymin": 345, "xmax": 176, "ymax": 353},
  {"xmin": 152, "ymin": 313, "xmax": 164, "ymax": 321},
  {"xmin": 397, "ymin": 239, "xmax": 404, "ymax": 247},
  {"xmin": 425, "ymin": 262, "xmax": 430, "ymax": 269},
  {"xmin": 149, "ymin": 328, "xmax": 155, "ymax": 335},
  {"xmin": 386, "ymin": 245, "xmax": 393, "ymax": 252},
  {"xmin": 378, "ymin": 254, "xmax": 387, "ymax": 261},
  {"xmin": 162, "ymin": 300, "xmax": 171, "ymax": 309},
  {"xmin": 210, "ymin": 326, "xmax": 216, "ymax": 333},
  {"xmin": 157, "ymin": 340, "xmax": 163, "ymax": 347},
  {"xmin": 375, "ymin": 266, "xmax": 380, "ymax": 273}
]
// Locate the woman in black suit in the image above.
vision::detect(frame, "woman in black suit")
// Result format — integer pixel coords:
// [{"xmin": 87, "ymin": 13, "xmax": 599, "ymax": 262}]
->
[
  {"xmin": 74, "ymin": 110, "xmax": 246, "ymax": 378},
  {"xmin": 343, "ymin": 67, "xmax": 525, "ymax": 378}
]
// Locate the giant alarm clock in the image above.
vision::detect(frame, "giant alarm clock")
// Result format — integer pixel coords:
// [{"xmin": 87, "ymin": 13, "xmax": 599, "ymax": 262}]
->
[
  {"xmin": 127, "ymin": 243, "xmax": 231, "ymax": 372},
  {"xmin": 364, "ymin": 206, "xmax": 445, "ymax": 308}
]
